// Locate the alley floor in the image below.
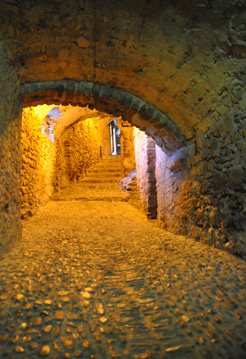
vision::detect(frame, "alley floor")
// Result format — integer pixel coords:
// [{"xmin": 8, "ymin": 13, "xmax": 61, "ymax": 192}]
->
[{"xmin": 0, "ymin": 197, "xmax": 245, "ymax": 359}]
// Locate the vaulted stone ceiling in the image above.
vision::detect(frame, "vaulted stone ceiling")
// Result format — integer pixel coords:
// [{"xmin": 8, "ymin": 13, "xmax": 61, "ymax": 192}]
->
[
  {"xmin": 43, "ymin": 104, "xmax": 111, "ymax": 139},
  {"xmin": 0, "ymin": 0, "xmax": 245, "ymax": 139}
]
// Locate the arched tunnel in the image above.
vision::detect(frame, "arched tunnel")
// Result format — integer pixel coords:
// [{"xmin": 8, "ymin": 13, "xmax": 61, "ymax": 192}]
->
[{"xmin": 0, "ymin": 1, "xmax": 245, "ymax": 358}]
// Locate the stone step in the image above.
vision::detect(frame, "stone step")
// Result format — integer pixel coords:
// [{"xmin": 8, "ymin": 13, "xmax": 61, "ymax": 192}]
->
[
  {"xmin": 96, "ymin": 161, "xmax": 121, "ymax": 167},
  {"xmin": 89, "ymin": 168, "xmax": 122, "ymax": 173},
  {"xmin": 101, "ymin": 155, "xmax": 122, "ymax": 160},
  {"xmin": 89, "ymin": 172, "xmax": 122, "ymax": 178},
  {"xmin": 92, "ymin": 161, "xmax": 121, "ymax": 166},
  {"xmin": 94, "ymin": 163, "xmax": 122, "ymax": 168},
  {"xmin": 80, "ymin": 178, "xmax": 121, "ymax": 183},
  {"xmin": 80, "ymin": 156, "xmax": 123, "ymax": 186},
  {"xmin": 96, "ymin": 161, "xmax": 121, "ymax": 166},
  {"xmin": 75, "ymin": 184, "xmax": 121, "ymax": 190},
  {"xmin": 85, "ymin": 176, "xmax": 122, "ymax": 181},
  {"xmin": 92, "ymin": 170, "xmax": 121, "ymax": 175},
  {"xmin": 100, "ymin": 159, "xmax": 122, "ymax": 163},
  {"xmin": 87, "ymin": 170, "xmax": 122, "ymax": 175},
  {"xmin": 53, "ymin": 196, "xmax": 127, "ymax": 202},
  {"xmin": 87, "ymin": 171, "xmax": 122, "ymax": 176}
]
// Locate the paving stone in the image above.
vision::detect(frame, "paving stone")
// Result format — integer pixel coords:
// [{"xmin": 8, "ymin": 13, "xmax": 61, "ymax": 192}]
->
[
  {"xmin": 52, "ymin": 327, "xmax": 61, "ymax": 338},
  {"xmin": 14, "ymin": 346, "xmax": 25, "ymax": 353},
  {"xmin": 54, "ymin": 311, "xmax": 64, "ymax": 320},
  {"xmin": 42, "ymin": 325, "xmax": 52, "ymax": 333},
  {"xmin": 0, "ymin": 198, "xmax": 245, "ymax": 358},
  {"xmin": 81, "ymin": 339, "xmax": 90, "ymax": 348},
  {"xmin": 32, "ymin": 317, "xmax": 42, "ymax": 326},
  {"xmin": 39, "ymin": 345, "xmax": 51, "ymax": 356},
  {"xmin": 29, "ymin": 342, "xmax": 39, "ymax": 349}
]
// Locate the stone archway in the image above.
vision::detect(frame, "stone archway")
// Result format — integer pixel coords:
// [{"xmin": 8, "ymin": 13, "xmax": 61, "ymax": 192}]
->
[
  {"xmin": 21, "ymin": 80, "xmax": 188, "ymax": 156},
  {"xmin": 19, "ymin": 81, "xmax": 190, "ymax": 224}
]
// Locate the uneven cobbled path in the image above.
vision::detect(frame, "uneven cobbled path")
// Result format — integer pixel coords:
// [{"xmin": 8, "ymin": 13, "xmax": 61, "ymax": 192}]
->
[{"xmin": 0, "ymin": 200, "xmax": 245, "ymax": 359}]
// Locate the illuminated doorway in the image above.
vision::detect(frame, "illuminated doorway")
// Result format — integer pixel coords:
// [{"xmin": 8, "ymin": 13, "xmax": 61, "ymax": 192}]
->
[{"xmin": 109, "ymin": 119, "xmax": 121, "ymax": 155}]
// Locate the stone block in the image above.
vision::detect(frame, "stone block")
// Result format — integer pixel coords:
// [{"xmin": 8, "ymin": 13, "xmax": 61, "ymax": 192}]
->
[
  {"xmin": 196, "ymin": 162, "xmax": 206, "ymax": 176},
  {"xmin": 168, "ymin": 159, "xmax": 185, "ymax": 172},
  {"xmin": 242, "ymin": 121, "xmax": 246, "ymax": 138},
  {"xmin": 207, "ymin": 159, "xmax": 215, "ymax": 172},
  {"xmin": 210, "ymin": 137, "xmax": 220, "ymax": 157},
  {"xmin": 220, "ymin": 206, "xmax": 232, "ymax": 228},
  {"xmin": 209, "ymin": 207, "xmax": 220, "ymax": 228},
  {"xmin": 58, "ymin": 49, "xmax": 70, "ymax": 60},
  {"xmin": 156, "ymin": 112, "xmax": 168, "ymax": 126},
  {"xmin": 120, "ymin": 93, "xmax": 133, "ymax": 107},
  {"xmin": 233, "ymin": 211, "xmax": 246, "ymax": 231},
  {"xmin": 29, "ymin": 83, "xmax": 39, "ymax": 94},
  {"xmin": 223, "ymin": 114, "xmax": 233, "ymax": 135},
  {"xmin": 191, "ymin": 225, "xmax": 201, "ymax": 239},
  {"xmin": 200, "ymin": 179, "xmax": 210, "ymax": 194},
  {"xmin": 213, "ymin": 171, "xmax": 226, "ymax": 190},
  {"xmin": 236, "ymin": 239, "xmax": 246, "ymax": 259},
  {"xmin": 227, "ymin": 166, "xmax": 243, "ymax": 190},
  {"xmin": 77, "ymin": 36, "xmax": 90, "ymax": 48},
  {"xmin": 195, "ymin": 130, "xmax": 205, "ymax": 150}
]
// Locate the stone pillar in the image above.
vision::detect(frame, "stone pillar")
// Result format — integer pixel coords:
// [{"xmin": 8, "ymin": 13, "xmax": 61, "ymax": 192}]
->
[
  {"xmin": 155, "ymin": 144, "xmax": 193, "ymax": 234},
  {"xmin": 0, "ymin": 42, "xmax": 22, "ymax": 252},
  {"xmin": 134, "ymin": 128, "xmax": 157, "ymax": 219}
]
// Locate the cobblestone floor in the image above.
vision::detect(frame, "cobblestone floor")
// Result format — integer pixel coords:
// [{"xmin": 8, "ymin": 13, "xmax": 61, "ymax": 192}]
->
[{"xmin": 0, "ymin": 199, "xmax": 245, "ymax": 359}]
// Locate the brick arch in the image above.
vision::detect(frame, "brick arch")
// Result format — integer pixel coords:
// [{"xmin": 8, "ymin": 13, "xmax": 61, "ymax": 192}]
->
[{"xmin": 20, "ymin": 80, "xmax": 188, "ymax": 155}]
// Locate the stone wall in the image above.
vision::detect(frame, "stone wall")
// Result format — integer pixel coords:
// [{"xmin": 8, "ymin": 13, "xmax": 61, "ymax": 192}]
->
[
  {"xmin": 134, "ymin": 128, "xmax": 157, "ymax": 219},
  {"xmin": 118, "ymin": 122, "xmax": 135, "ymax": 176},
  {"xmin": 0, "ymin": 42, "xmax": 22, "ymax": 252},
  {"xmin": 2, "ymin": 0, "xmax": 245, "ymax": 144},
  {"xmin": 189, "ymin": 111, "xmax": 246, "ymax": 258},
  {"xmin": 135, "ymin": 103, "xmax": 246, "ymax": 259},
  {"xmin": 154, "ymin": 113, "xmax": 246, "ymax": 258},
  {"xmin": 60, "ymin": 118, "xmax": 101, "ymax": 182},
  {"xmin": 20, "ymin": 106, "xmax": 56, "ymax": 218},
  {"xmin": 1, "ymin": 0, "xmax": 245, "ymax": 133}
]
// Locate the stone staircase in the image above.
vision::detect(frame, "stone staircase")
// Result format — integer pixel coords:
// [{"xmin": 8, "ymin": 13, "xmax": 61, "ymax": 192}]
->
[
  {"xmin": 82, "ymin": 155, "xmax": 123, "ymax": 190},
  {"xmin": 52, "ymin": 155, "xmax": 127, "ymax": 201}
]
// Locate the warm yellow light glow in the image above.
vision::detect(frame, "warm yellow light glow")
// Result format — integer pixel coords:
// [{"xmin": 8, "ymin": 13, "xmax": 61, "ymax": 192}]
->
[{"xmin": 32, "ymin": 104, "xmax": 57, "ymax": 121}]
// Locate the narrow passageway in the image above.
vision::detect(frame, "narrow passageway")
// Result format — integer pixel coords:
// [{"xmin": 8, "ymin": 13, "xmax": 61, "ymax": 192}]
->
[
  {"xmin": 0, "ymin": 2, "xmax": 245, "ymax": 358},
  {"xmin": 0, "ymin": 193, "xmax": 245, "ymax": 358}
]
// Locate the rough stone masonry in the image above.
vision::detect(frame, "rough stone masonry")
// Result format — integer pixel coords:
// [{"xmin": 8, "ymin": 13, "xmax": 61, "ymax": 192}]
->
[{"xmin": 0, "ymin": 0, "xmax": 245, "ymax": 257}]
